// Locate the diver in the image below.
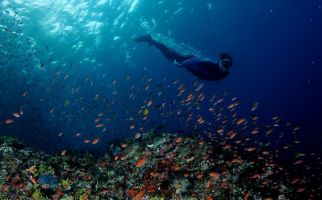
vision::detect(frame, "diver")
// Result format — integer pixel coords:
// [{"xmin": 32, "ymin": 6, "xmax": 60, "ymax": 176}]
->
[{"xmin": 135, "ymin": 34, "xmax": 233, "ymax": 81}]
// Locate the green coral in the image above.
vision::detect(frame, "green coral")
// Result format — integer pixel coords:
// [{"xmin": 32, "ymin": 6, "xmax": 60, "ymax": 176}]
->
[
  {"xmin": 61, "ymin": 178, "xmax": 71, "ymax": 189},
  {"xmin": 32, "ymin": 189, "xmax": 47, "ymax": 200},
  {"xmin": 37, "ymin": 164, "xmax": 55, "ymax": 176}
]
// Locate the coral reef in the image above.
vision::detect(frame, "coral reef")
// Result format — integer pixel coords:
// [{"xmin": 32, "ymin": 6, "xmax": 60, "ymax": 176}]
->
[{"xmin": 0, "ymin": 131, "xmax": 316, "ymax": 199}]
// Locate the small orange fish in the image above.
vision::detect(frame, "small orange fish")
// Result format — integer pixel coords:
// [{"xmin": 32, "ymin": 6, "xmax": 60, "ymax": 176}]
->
[
  {"xmin": 30, "ymin": 176, "xmax": 38, "ymax": 185},
  {"xmin": 147, "ymin": 100, "xmax": 152, "ymax": 107},
  {"xmin": 209, "ymin": 171, "xmax": 220, "ymax": 179},
  {"xmin": 127, "ymin": 189, "xmax": 137, "ymax": 198},
  {"xmin": 196, "ymin": 172, "xmax": 204, "ymax": 179},
  {"xmin": 244, "ymin": 192, "xmax": 250, "ymax": 200},
  {"xmin": 250, "ymin": 174, "xmax": 261, "ymax": 179},
  {"xmin": 5, "ymin": 118, "xmax": 14, "ymax": 124},
  {"xmin": 217, "ymin": 128, "xmax": 225, "ymax": 135},
  {"xmin": 236, "ymin": 118, "xmax": 247, "ymax": 125},
  {"xmin": 135, "ymin": 132, "xmax": 141, "ymax": 139},
  {"xmin": 172, "ymin": 164, "xmax": 180, "ymax": 171},
  {"xmin": 251, "ymin": 128, "xmax": 260, "ymax": 135},
  {"xmin": 175, "ymin": 137, "xmax": 183, "ymax": 143},
  {"xmin": 293, "ymin": 160, "xmax": 304, "ymax": 165},
  {"xmin": 92, "ymin": 138, "xmax": 100, "ymax": 144},
  {"xmin": 223, "ymin": 144, "xmax": 231, "ymax": 150},
  {"xmin": 96, "ymin": 124, "xmax": 104, "ymax": 128},
  {"xmin": 231, "ymin": 159, "xmax": 243, "ymax": 164},
  {"xmin": 291, "ymin": 178, "xmax": 300, "ymax": 184},
  {"xmin": 245, "ymin": 147, "xmax": 256, "ymax": 152},
  {"xmin": 134, "ymin": 190, "xmax": 145, "ymax": 200},
  {"xmin": 61, "ymin": 150, "xmax": 67, "ymax": 156},
  {"xmin": 228, "ymin": 131, "xmax": 237, "ymax": 139},
  {"xmin": 13, "ymin": 112, "xmax": 21, "ymax": 118},
  {"xmin": 206, "ymin": 196, "xmax": 213, "ymax": 200},
  {"xmin": 135, "ymin": 156, "xmax": 147, "ymax": 167},
  {"xmin": 98, "ymin": 160, "xmax": 108, "ymax": 167}
]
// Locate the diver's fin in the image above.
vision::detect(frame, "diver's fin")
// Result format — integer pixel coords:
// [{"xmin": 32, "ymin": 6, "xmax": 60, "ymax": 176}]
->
[{"xmin": 135, "ymin": 34, "xmax": 153, "ymax": 44}]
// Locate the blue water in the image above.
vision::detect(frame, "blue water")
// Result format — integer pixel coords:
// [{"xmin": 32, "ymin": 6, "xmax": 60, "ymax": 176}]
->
[{"xmin": 1, "ymin": 0, "xmax": 321, "ymax": 156}]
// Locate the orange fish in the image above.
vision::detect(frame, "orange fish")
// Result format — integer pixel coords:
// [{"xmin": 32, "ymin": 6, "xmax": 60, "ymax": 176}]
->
[
  {"xmin": 134, "ymin": 190, "xmax": 145, "ymax": 200},
  {"xmin": 223, "ymin": 144, "xmax": 231, "ymax": 150},
  {"xmin": 250, "ymin": 174, "xmax": 261, "ymax": 179},
  {"xmin": 251, "ymin": 128, "xmax": 260, "ymax": 135},
  {"xmin": 92, "ymin": 138, "xmax": 100, "ymax": 144},
  {"xmin": 236, "ymin": 118, "xmax": 247, "ymax": 125},
  {"xmin": 61, "ymin": 150, "xmax": 67, "ymax": 156},
  {"xmin": 293, "ymin": 160, "xmax": 304, "ymax": 165},
  {"xmin": 172, "ymin": 164, "xmax": 181, "ymax": 171},
  {"xmin": 209, "ymin": 171, "xmax": 220, "ymax": 179},
  {"xmin": 96, "ymin": 124, "xmax": 104, "ymax": 128},
  {"xmin": 291, "ymin": 178, "xmax": 300, "ymax": 184},
  {"xmin": 245, "ymin": 147, "xmax": 256, "ymax": 152},
  {"xmin": 244, "ymin": 192, "xmax": 250, "ymax": 200},
  {"xmin": 231, "ymin": 159, "xmax": 243, "ymax": 164},
  {"xmin": 127, "ymin": 189, "xmax": 137, "ymax": 198},
  {"xmin": 206, "ymin": 196, "xmax": 213, "ymax": 200},
  {"xmin": 135, "ymin": 132, "xmax": 141, "ymax": 139},
  {"xmin": 5, "ymin": 118, "xmax": 14, "ymax": 124},
  {"xmin": 228, "ymin": 131, "xmax": 237, "ymax": 139},
  {"xmin": 175, "ymin": 137, "xmax": 183, "ymax": 143},
  {"xmin": 98, "ymin": 160, "xmax": 108, "ymax": 167},
  {"xmin": 147, "ymin": 100, "xmax": 152, "ymax": 107},
  {"xmin": 135, "ymin": 156, "xmax": 147, "ymax": 167},
  {"xmin": 196, "ymin": 172, "xmax": 204, "ymax": 179},
  {"xmin": 30, "ymin": 176, "xmax": 38, "ymax": 185},
  {"xmin": 13, "ymin": 112, "xmax": 21, "ymax": 118}
]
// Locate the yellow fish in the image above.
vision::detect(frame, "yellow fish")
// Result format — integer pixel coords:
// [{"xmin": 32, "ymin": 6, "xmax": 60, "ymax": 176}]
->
[{"xmin": 143, "ymin": 108, "xmax": 149, "ymax": 116}]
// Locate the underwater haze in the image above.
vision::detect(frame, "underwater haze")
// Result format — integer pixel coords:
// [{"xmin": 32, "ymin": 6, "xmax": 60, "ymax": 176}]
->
[{"xmin": 0, "ymin": 0, "xmax": 322, "ymax": 199}]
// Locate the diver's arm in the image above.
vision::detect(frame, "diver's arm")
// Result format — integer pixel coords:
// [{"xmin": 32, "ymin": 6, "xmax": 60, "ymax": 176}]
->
[{"xmin": 199, "ymin": 61, "xmax": 228, "ymax": 74}]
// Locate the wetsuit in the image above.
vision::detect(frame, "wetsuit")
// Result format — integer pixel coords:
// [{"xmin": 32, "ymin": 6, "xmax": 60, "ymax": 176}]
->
[
  {"xmin": 135, "ymin": 34, "xmax": 232, "ymax": 81},
  {"xmin": 180, "ymin": 56, "xmax": 229, "ymax": 81}
]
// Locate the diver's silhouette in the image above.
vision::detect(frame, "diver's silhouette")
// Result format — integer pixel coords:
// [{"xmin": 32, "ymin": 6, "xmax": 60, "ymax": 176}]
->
[{"xmin": 135, "ymin": 34, "xmax": 233, "ymax": 81}]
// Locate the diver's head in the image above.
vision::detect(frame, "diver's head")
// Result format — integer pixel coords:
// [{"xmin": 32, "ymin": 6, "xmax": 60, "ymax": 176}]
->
[{"xmin": 219, "ymin": 52, "xmax": 233, "ymax": 69}]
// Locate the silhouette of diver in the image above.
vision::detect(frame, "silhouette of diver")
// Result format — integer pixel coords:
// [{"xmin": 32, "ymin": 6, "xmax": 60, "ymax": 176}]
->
[{"xmin": 135, "ymin": 34, "xmax": 233, "ymax": 81}]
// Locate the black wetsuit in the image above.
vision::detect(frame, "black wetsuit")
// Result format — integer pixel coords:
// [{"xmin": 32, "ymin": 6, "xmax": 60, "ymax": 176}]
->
[
  {"xmin": 180, "ymin": 56, "xmax": 229, "ymax": 81},
  {"xmin": 136, "ymin": 35, "xmax": 231, "ymax": 81}
]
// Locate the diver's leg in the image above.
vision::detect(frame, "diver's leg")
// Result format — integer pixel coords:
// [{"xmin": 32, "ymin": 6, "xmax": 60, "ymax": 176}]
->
[{"xmin": 135, "ymin": 34, "xmax": 191, "ymax": 63}]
